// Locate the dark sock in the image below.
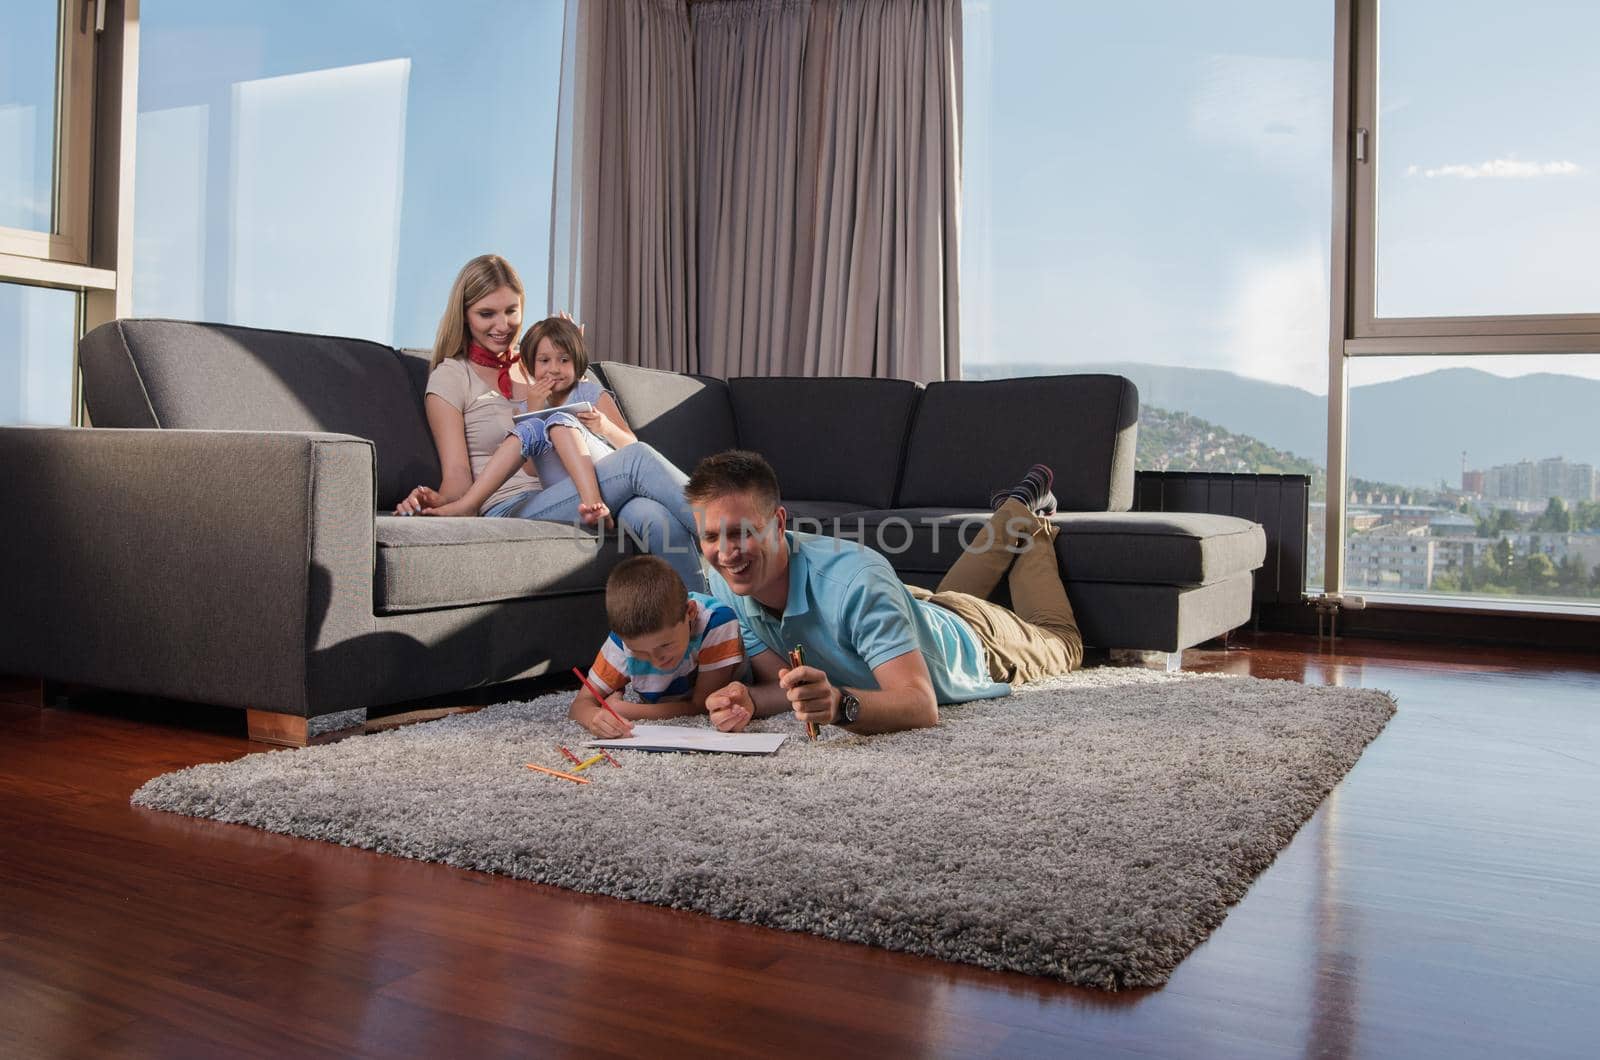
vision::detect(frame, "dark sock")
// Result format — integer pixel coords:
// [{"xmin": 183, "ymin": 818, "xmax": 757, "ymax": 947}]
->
[{"xmin": 990, "ymin": 463, "xmax": 1054, "ymax": 512}]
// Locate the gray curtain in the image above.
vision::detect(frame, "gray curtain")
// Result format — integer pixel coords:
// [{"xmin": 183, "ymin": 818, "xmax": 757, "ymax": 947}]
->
[
  {"xmin": 695, "ymin": 0, "xmax": 963, "ymax": 382},
  {"xmin": 553, "ymin": 0, "xmax": 963, "ymax": 382},
  {"xmin": 549, "ymin": 0, "xmax": 698, "ymax": 372}
]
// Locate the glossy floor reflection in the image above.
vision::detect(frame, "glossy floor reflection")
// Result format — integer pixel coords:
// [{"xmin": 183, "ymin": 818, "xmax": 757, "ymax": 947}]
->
[{"xmin": 1, "ymin": 632, "xmax": 1596, "ymax": 1057}]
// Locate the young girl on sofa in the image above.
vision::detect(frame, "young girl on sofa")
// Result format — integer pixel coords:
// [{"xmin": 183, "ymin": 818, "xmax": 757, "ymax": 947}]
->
[{"xmin": 395, "ymin": 255, "xmax": 703, "ymax": 589}]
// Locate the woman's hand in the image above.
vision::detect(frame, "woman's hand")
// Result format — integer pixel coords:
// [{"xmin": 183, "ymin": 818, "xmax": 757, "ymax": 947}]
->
[
  {"xmin": 395, "ymin": 486, "xmax": 441, "ymax": 515},
  {"xmin": 557, "ymin": 310, "xmax": 585, "ymax": 335}
]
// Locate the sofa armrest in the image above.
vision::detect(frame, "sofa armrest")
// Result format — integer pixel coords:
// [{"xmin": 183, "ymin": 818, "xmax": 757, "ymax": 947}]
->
[{"xmin": 0, "ymin": 427, "xmax": 377, "ymax": 715}]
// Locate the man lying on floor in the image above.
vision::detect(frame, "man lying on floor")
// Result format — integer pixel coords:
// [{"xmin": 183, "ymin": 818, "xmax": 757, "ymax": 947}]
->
[{"xmin": 687, "ymin": 450, "xmax": 1084, "ymax": 736}]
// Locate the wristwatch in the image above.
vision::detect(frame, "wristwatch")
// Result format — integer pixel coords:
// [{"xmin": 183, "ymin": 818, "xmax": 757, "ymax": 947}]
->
[{"xmin": 834, "ymin": 688, "xmax": 862, "ymax": 727}]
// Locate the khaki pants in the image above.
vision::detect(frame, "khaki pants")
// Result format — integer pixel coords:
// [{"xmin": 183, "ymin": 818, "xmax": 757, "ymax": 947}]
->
[{"xmin": 907, "ymin": 498, "xmax": 1083, "ymax": 685}]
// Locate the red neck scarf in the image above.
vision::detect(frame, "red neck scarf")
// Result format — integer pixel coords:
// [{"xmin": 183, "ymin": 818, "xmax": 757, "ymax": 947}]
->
[{"xmin": 467, "ymin": 343, "xmax": 518, "ymax": 398}]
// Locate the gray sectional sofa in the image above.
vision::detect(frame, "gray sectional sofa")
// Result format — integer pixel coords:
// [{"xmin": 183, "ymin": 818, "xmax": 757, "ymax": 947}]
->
[{"xmin": 0, "ymin": 320, "xmax": 1265, "ymax": 744}]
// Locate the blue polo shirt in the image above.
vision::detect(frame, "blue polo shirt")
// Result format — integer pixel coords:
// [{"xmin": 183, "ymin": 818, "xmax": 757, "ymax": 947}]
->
[{"xmin": 706, "ymin": 531, "xmax": 1011, "ymax": 705}]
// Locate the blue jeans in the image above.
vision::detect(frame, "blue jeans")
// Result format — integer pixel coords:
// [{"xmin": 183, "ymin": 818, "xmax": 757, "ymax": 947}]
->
[{"xmin": 483, "ymin": 441, "xmax": 704, "ymax": 591}]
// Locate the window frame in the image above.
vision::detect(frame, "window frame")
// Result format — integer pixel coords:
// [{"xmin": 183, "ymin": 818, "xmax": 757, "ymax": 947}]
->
[
  {"xmin": 1328, "ymin": 0, "xmax": 1600, "ymax": 609},
  {"xmin": 0, "ymin": 0, "xmax": 99, "ymax": 267},
  {"xmin": 1344, "ymin": 0, "xmax": 1600, "ymax": 349}
]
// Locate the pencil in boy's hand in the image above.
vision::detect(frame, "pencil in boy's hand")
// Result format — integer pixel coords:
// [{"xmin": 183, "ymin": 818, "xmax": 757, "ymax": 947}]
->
[
  {"xmin": 788, "ymin": 644, "xmax": 818, "ymax": 741},
  {"xmin": 572, "ymin": 667, "xmax": 632, "ymax": 733}
]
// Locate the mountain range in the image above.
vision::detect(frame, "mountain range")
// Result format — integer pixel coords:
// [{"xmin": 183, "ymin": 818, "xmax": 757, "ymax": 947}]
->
[{"xmin": 965, "ymin": 362, "xmax": 1600, "ymax": 488}]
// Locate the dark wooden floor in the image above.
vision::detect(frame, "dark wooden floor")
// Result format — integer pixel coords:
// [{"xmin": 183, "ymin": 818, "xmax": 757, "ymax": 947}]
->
[{"xmin": 3, "ymin": 633, "xmax": 1598, "ymax": 1058}]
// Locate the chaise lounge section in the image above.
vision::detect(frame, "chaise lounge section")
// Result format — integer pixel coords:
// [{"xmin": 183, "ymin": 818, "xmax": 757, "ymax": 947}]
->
[{"xmin": 0, "ymin": 320, "xmax": 1266, "ymax": 743}]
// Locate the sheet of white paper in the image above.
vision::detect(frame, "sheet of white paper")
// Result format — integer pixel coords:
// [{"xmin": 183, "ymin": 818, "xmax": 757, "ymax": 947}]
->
[{"xmin": 583, "ymin": 724, "xmax": 789, "ymax": 756}]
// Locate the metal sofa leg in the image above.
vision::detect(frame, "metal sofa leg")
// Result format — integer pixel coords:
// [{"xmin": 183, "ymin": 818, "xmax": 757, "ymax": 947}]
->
[{"xmin": 246, "ymin": 710, "xmax": 309, "ymax": 748}]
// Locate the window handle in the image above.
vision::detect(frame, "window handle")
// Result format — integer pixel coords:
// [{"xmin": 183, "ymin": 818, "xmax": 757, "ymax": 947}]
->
[{"xmin": 1355, "ymin": 127, "xmax": 1369, "ymax": 164}]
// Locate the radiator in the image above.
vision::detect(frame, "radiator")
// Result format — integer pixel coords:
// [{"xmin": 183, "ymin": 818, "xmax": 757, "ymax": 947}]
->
[{"xmin": 1132, "ymin": 471, "xmax": 1311, "ymax": 606}]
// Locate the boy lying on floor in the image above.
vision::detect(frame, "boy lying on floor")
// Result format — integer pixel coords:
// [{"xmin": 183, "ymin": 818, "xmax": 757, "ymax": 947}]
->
[{"xmin": 570, "ymin": 556, "xmax": 747, "ymax": 737}]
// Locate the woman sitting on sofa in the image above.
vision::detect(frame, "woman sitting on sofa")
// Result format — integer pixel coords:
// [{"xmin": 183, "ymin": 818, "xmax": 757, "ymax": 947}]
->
[{"xmin": 394, "ymin": 254, "xmax": 704, "ymax": 589}]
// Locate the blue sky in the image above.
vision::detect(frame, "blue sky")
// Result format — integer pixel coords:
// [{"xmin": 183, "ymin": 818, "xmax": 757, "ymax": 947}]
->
[
  {"xmin": 133, "ymin": 0, "xmax": 565, "ymax": 348},
  {"xmin": 6, "ymin": 1, "xmax": 1600, "ymax": 427},
  {"xmin": 960, "ymin": 0, "xmax": 1600, "ymax": 390}
]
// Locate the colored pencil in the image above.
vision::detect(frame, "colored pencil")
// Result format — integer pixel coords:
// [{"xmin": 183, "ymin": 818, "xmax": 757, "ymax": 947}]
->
[
  {"xmin": 524, "ymin": 762, "xmax": 591, "ymax": 785},
  {"xmin": 572, "ymin": 667, "xmax": 632, "ymax": 731},
  {"xmin": 558, "ymin": 745, "xmax": 583, "ymax": 765},
  {"xmin": 599, "ymin": 749, "xmax": 622, "ymax": 768},
  {"xmin": 789, "ymin": 645, "xmax": 818, "ymax": 741},
  {"xmin": 572, "ymin": 753, "xmax": 606, "ymax": 773}
]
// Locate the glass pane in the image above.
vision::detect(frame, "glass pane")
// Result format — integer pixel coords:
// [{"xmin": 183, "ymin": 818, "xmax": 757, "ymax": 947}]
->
[
  {"xmin": 134, "ymin": 0, "xmax": 565, "ymax": 347},
  {"xmin": 1334, "ymin": 354, "xmax": 1600, "ymax": 609},
  {"xmin": 0, "ymin": 1, "xmax": 59, "ymax": 232},
  {"xmin": 0, "ymin": 282, "xmax": 78, "ymax": 425},
  {"xmin": 961, "ymin": 1, "xmax": 1331, "ymax": 588},
  {"xmin": 1375, "ymin": 1, "xmax": 1600, "ymax": 318}
]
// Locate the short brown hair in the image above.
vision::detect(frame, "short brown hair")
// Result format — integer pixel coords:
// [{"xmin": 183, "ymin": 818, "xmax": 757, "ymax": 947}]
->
[
  {"xmin": 605, "ymin": 556, "xmax": 689, "ymax": 638},
  {"xmin": 520, "ymin": 316, "xmax": 589, "ymax": 383},
  {"xmin": 684, "ymin": 450, "xmax": 781, "ymax": 511}
]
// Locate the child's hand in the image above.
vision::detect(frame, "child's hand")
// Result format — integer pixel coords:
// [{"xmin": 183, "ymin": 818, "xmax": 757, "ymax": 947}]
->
[
  {"xmin": 577, "ymin": 407, "xmax": 615, "ymax": 437},
  {"xmin": 421, "ymin": 497, "xmax": 473, "ymax": 517},
  {"xmin": 580, "ymin": 695, "xmax": 633, "ymax": 738},
  {"xmin": 527, "ymin": 375, "xmax": 557, "ymax": 408}
]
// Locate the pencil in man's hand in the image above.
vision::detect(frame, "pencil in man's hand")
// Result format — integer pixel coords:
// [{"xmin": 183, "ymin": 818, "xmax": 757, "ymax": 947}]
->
[{"xmin": 788, "ymin": 645, "xmax": 818, "ymax": 741}]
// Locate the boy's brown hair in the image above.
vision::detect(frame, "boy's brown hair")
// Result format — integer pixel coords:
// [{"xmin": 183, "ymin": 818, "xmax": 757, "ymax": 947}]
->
[
  {"xmin": 605, "ymin": 556, "xmax": 689, "ymax": 638},
  {"xmin": 684, "ymin": 450, "xmax": 781, "ymax": 511},
  {"xmin": 519, "ymin": 316, "xmax": 589, "ymax": 383}
]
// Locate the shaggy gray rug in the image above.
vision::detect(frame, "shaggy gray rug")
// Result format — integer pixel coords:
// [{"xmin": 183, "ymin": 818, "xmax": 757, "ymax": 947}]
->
[{"xmin": 132, "ymin": 668, "xmax": 1395, "ymax": 989}]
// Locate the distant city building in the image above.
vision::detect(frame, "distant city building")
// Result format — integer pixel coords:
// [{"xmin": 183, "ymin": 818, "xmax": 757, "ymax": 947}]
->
[
  {"xmin": 1461, "ymin": 469, "xmax": 1485, "ymax": 494},
  {"xmin": 1479, "ymin": 457, "xmax": 1597, "ymax": 504},
  {"xmin": 1346, "ymin": 524, "xmax": 1435, "ymax": 592}
]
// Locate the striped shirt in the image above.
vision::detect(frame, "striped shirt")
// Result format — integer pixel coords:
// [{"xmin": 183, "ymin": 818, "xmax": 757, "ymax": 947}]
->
[{"xmin": 586, "ymin": 592, "xmax": 744, "ymax": 703}]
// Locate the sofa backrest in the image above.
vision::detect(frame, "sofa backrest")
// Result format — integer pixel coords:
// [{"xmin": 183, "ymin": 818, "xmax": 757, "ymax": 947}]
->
[
  {"xmin": 729, "ymin": 377, "xmax": 921, "ymax": 509},
  {"xmin": 897, "ymin": 375, "xmax": 1139, "ymax": 512},
  {"xmin": 80, "ymin": 319, "xmax": 440, "ymax": 511},
  {"xmin": 593, "ymin": 361, "xmax": 740, "ymax": 476}
]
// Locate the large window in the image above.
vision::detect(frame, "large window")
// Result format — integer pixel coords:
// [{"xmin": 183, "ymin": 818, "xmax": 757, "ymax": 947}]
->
[
  {"xmin": 134, "ymin": 0, "xmax": 566, "ymax": 348},
  {"xmin": 0, "ymin": 282, "xmax": 77, "ymax": 426},
  {"xmin": 0, "ymin": 0, "xmax": 96, "ymax": 264},
  {"xmin": 1337, "ymin": 0, "xmax": 1600, "ymax": 612},
  {"xmin": 961, "ymin": 1, "xmax": 1333, "ymax": 587}
]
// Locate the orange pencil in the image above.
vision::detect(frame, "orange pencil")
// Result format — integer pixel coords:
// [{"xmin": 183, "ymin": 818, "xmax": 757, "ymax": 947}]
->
[
  {"xmin": 789, "ymin": 645, "xmax": 818, "ymax": 741},
  {"xmin": 525, "ymin": 762, "xmax": 591, "ymax": 785}
]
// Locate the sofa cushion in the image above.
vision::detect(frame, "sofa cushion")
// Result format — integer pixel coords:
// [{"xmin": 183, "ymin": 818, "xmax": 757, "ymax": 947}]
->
[
  {"xmin": 729, "ymin": 377, "xmax": 921, "ymax": 509},
  {"xmin": 81, "ymin": 319, "xmax": 440, "ymax": 511},
  {"xmin": 896, "ymin": 375, "xmax": 1139, "ymax": 512},
  {"xmin": 593, "ymin": 361, "xmax": 739, "ymax": 476},
  {"xmin": 842, "ymin": 508, "xmax": 1265, "ymax": 586},
  {"xmin": 374, "ymin": 515, "xmax": 630, "ymax": 614}
]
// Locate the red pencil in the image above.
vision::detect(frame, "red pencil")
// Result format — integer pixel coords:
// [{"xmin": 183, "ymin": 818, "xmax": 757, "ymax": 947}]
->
[{"xmin": 572, "ymin": 667, "xmax": 632, "ymax": 732}]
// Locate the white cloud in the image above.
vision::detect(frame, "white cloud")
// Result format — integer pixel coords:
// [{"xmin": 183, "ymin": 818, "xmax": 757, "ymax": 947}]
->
[
  {"xmin": 1223, "ymin": 242, "xmax": 1330, "ymax": 394},
  {"xmin": 1405, "ymin": 158, "xmax": 1582, "ymax": 179}
]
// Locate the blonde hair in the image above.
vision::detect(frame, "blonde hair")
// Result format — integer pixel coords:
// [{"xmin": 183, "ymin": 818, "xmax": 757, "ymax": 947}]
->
[
  {"xmin": 429, "ymin": 255, "xmax": 525, "ymax": 369},
  {"xmin": 519, "ymin": 316, "xmax": 590, "ymax": 388}
]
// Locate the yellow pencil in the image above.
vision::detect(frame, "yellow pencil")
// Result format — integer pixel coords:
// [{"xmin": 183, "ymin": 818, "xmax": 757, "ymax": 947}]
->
[
  {"xmin": 572, "ymin": 753, "xmax": 606, "ymax": 773},
  {"xmin": 525, "ymin": 762, "xmax": 591, "ymax": 785}
]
